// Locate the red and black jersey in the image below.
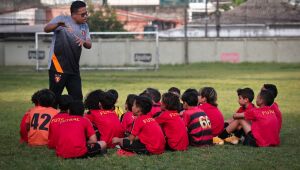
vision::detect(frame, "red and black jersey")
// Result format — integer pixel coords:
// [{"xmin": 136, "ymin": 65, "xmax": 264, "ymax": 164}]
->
[
  {"xmin": 245, "ymin": 106, "xmax": 280, "ymax": 147},
  {"xmin": 131, "ymin": 115, "xmax": 165, "ymax": 154},
  {"xmin": 85, "ymin": 109, "xmax": 124, "ymax": 148},
  {"xmin": 198, "ymin": 103, "xmax": 224, "ymax": 137},
  {"xmin": 48, "ymin": 112, "xmax": 69, "ymax": 149},
  {"xmin": 25, "ymin": 106, "xmax": 59, "ymax": 146},
  {"xmin": 20, "ymin": 107, "xmax": 36, "ymax": 143},
  {"xmin": 182, "ymin": 107, "xmax": 213, "ymax": 146},
  {"xmin": 236, "ymin": 103, "xmax": 255, "ymax": 113},
  {"xmin": 271, "ymin": 102, "xmax": 282, "ymax": 133},
  {"xmin": 155, "ymin": 110, "xmax": 189, "ymax": 151},
  {"xmin": 56, "ymin": 115, "xmax": 95, "ymax": 158}
]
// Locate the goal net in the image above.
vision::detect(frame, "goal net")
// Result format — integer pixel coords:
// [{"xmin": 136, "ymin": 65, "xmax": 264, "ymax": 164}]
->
[{"xmin": 34, "ymin": 31, "xmax": 160, "ymax": 71}]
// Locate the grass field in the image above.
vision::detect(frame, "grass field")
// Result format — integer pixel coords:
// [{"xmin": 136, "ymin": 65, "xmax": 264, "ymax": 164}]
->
[{"xmin": 0, "ymin": 62, "xmax": 300, "ymax": 170}]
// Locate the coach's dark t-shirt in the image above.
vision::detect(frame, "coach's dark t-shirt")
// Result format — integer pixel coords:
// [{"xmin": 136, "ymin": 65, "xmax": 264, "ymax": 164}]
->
[{"xmin": 48, "ymin": 15, "xmax": 90, "ymax": 75}]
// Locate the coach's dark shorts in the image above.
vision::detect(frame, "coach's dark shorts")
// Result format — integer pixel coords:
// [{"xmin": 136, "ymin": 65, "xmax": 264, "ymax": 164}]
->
[
  {"xmin": 122, "ymin": 139, "xmax": 149, "ymax": 154},
  {"xmin": 243, "ymin": 131, "xmax": 258, "ymax": 147}
]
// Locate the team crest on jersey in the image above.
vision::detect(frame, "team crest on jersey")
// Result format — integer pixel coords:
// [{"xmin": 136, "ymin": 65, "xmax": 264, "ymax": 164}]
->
[
  {"xmin": 81, "ymin": 30, "xmax": 86, "ymax": 37},
  {"xmin": 54, "ymin": 74, "xmax": 62, "ymax": 83}
]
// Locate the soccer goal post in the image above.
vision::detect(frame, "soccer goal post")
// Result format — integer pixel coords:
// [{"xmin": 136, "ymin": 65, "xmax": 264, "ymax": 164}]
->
[{"xmin": 35, "ymin": 31, "xmax": 160, "ymax": 71}]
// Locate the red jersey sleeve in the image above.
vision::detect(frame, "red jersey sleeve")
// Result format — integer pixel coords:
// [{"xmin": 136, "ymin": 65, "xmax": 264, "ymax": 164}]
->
[
  {"xmin": 182, "ymin": 111, "xmax": 190, "ymax": 127},
  {"xmin": 155, "ymin": 112, "xmax": 167, "ymax": 125},
  {"xmin": 131, "ymin": 118, "xmax": 142, "ymax": 137},
  {"xmin": 20, "ymin": 111, "xmax": 29, "ymax": 143},
  {"xmin": 84, "ymin": 118, "xmax": 95, "ymax": 138},
  {"xmin": 244, "ymin": 109, "xmax": 257, "ymax": 121}
]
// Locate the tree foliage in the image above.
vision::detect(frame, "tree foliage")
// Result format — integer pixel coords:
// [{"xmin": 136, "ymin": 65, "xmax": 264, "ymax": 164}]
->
[{"xmin": 87, "ymin": 5, "xmax": 126, "ymax": 32}]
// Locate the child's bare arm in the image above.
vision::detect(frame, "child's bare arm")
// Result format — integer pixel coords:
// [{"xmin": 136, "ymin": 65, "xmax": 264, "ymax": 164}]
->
[
  {"xmin": 233, "ymin": 113, "xmax": 245, "ymax": 119},
  {"xmin": 87, "ymin": 134, "xmax": 97, "ymax": 144}
]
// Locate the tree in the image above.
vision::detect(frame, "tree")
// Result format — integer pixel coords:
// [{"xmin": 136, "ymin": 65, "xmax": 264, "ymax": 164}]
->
[{"xmin": 87, "ymin": 5, "xmax": 126, "ymax": 33}]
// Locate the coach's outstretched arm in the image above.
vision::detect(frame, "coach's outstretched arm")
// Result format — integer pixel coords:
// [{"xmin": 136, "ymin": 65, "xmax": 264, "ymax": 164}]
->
[{"xmin": 44, "ymin": 22, "xmax": 65, "ymax": 33}]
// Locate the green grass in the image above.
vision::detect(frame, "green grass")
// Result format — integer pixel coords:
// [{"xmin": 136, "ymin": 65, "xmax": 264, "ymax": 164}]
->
[{"xmin": 0, "ymin": 62, "xmax": 300, "ymax": 170}]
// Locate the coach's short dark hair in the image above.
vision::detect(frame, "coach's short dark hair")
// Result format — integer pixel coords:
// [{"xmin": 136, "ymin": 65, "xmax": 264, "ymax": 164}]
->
[
  {"xmin": 70, "ymin": 1, "xmax": 86, "ymax": 14},
  {"xmin": 58, "ymin": 95, "xmax": 73, "ymax": 112},
  {"xmin": 38, "ymin": 89, "xmax": 56, "ymax": 107},
  {"xmin": 69, "ymin": 100, "xmax": 85, "ymax": 116},
  {"xmin": 237, "ymin": 88, "xmax": 254, "ymax": 102},
  {"xmin": 162, "ymin": 92, "xmax": 180, "ymax": 111},
  {"xmin": 134, "ymin": 96, "xmax": 152, "ymax": 115},
  {"xmin": 126, "ymin": 94, "xmax": 137, "ymax": 112},
  {"xmin": 263, "ymin": 84, "xmax": 278, "ymax": 99},
  {"xmin": 181, "ymin": 91, "xmax": 198, "ymax": 107},
  {"xmin": 259, "ymin": 90, "xmax": 274, "ymax": 106}
]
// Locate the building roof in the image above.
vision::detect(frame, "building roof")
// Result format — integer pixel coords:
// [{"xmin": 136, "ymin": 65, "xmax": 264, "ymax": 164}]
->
[{"xmin": 200, "ymin": 0, "xmax": 300, "ymax": 24}]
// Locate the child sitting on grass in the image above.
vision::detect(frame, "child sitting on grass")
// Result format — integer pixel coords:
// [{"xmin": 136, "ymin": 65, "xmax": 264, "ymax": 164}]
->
[
  {"xmin": 262, "ymin": 84, "xmax": 282, "ymax": 133},
  {"xmin": 143, "ymin": 88, "xmax": 162, "ymax": 118},
  {"xmin": 220, "ymin": 88, "xmax": 256, "ymax": 145},
  {"xmin": 25, "ymin": 89, "xmax": 58, "ymax": 146},
  {"xmin": 121, "ymin": 94, "xmax": 137, "ymax": 136},
  {"xmin": 20, "ymin": 90, "xmax": 40, "ymax": 143},
  {"xmin": 112, "ymin": 96, "xmax": 166, "ymax": 155},
  {"xmin": 216, "ymin": 90, "xmax": 280, "ymax": 147},
  {"xmin": 155, "ymin": 92, "xmax": 189, "ymax": 151},
  {"xmin": 56, "ymin": 101, "xmax": 107, "ymax": 158},
  {"xmin": 181, "ymin": 90, "xmax": 213, "ymax": 146},
  {"xmin": 84, "ymin": 90, "xmax": 124, "ymax": 148},
  {"xmin": 108, "ymin": 89, "xmax": 124, "ymax": 119},
  {"xmin": 48, "ymin": 95, "xmax": 73, "ymax": 149},
  {"xmin": 168, "ymin": 87, "xmax": 184, "ymax": 112},
  {"xmin": 198, "ymin": 87, "xmax": 225, "ymax": 145}
]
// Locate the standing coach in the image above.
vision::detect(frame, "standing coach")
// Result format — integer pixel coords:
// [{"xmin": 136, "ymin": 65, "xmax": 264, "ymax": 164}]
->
[{"xmin": 44, "ymin": 1, "xmax": 91, "ymax": 101}]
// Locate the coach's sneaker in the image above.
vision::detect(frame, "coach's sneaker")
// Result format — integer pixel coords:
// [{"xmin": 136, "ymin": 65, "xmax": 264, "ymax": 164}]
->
[
  {"xmin": 224, "ymin": 136, "xmax": 239, "ymax": 145},
  {"xmin": 213, "ymin": 137, "xmax": 224, "ymax": 145}
]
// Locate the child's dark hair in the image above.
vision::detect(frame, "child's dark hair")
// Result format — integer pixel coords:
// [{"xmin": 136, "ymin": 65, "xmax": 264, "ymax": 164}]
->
[
  {"xmin": 237, "ymin": 88, "xmax": 254, "ymax": 102},
  {"xmin": 263, "ymin": 84, "xmax": 278, "ymax": 99},
  {"xmin": 31, "ymin": 90, "xmax": 40, "ymax": 105},
  {"xmin": 99, "ymin": 91, "xmax": 115, "ymax": 110},
  {"xmin": 70, "ymin": 1, "xmax": 86, "ymax": 14},
  {"xmin": 84, "ymin": 89, "xmax": 103, "ymax": 110},
  {"xmin": 38, "ymin": 89, "xmax": 56, "ymax": 107},
  {"xmin": 259, "ymin": 90, "xmax": 275, "ymax": 106},
  {"xmin": 144, "ymin": 88, "xmax": 161, "ymax": 103},
  {"xmin": 58, "ymin": 95, "xmax": 73, "ymax": 112},
  {"xmin": 162, "ymin": 92, "xmax": 180, "ymax": 111},
  {"xmin": 107, "ymin": 89, "xmax": 118, "ymax": 105},
  {"xmin": 139, "ymin": 92, "xmax": 153, "ymax": 101},
  {"xmin": 134, "ymin": 96, "xmax": 153, "ymax": 115},
  {"xmin": 126, "ymin": 94, "xmax": 137, "ymax": 112},
  {"xmin": 181, "ymin": 91, "xmax": 198, "ymax": 107},
  {"xmin": 199, "ymin": 87, "xmax": 218, "ymax": 107},
  {"xmin": 69, "ymin": 100, "xmax": 85, "ymax": 116},
  {"xmin": 184, "ymin": 88, "xmax": 198, "ymax": 95},
  {"xmin": 168, "ymin": 87, "xmax": 181, "ymax": 96}
]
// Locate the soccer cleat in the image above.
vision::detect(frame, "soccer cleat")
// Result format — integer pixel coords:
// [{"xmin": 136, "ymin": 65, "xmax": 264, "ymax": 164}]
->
[
  {"xmin": 224, "ymin": 136, "xmax": 240, "ymax": 145},
  {"xmin": 213, "ymin": 137, "xmax": 224, "ymax": 145}
]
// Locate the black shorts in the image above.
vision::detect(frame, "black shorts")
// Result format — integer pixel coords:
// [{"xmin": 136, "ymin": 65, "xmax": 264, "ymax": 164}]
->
[
  {"xmin": 49, "ymin": 70, "xmax": 83, "ymax": 101},
  {"xmin": 243, "ymin": 131, "xmax": 258, "ymax": 147},
  {"xmin": 122, "ymin": 139, "xmax": 149, "ymax": 154},
  {"xmin": 75, "ymin": 143, "xmax": 103, "ymax": 159}
]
